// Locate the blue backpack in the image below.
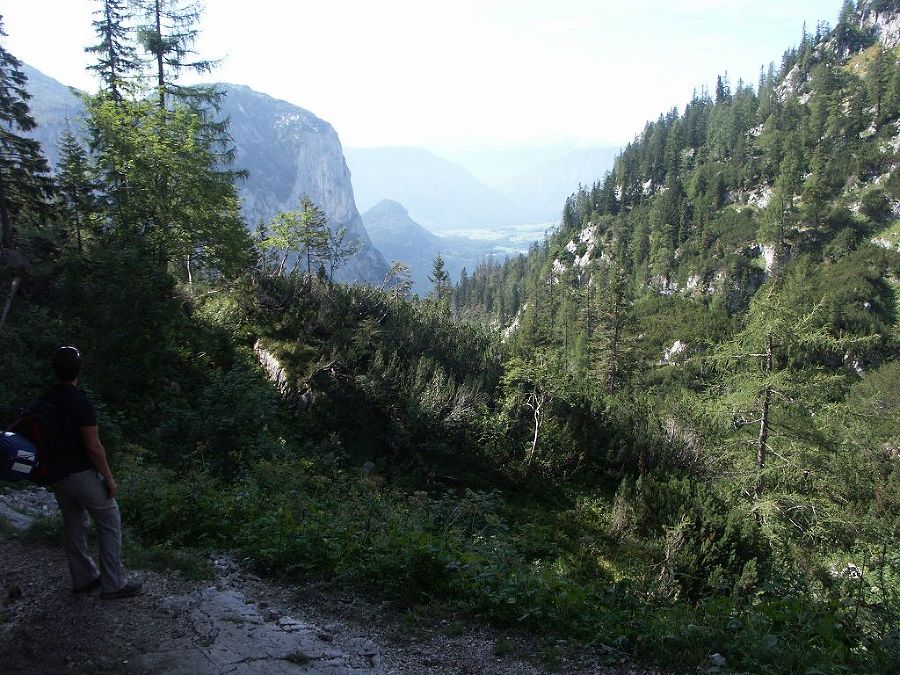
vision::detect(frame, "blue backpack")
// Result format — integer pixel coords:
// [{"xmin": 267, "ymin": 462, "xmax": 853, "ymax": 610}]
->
[
  {"xmin": 1, "ymin": 431, "xmax": 39, "ymax": 481},
  {"xmin": 1, "ymin": 398, "xmax": 66, "ymax": 485}
]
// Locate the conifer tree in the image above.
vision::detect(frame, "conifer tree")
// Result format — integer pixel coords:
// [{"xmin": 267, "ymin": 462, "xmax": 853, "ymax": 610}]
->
[
  {"xmin": 263, "ymin": 195, "xmax": 328, "ymax": 278},
  {"xmin": 866, "ymin": 45, "xmax": 892, "ymax": 125},
  {"xmin": 84, "ymin": 0, "xmax": 248, "ymax": 279},
  {"xmin": 86, "ymin": 0, "xmax": 140, "ymax": 101},
  {"xmin": 133, "ymin": 0, "xmax": 217, "ymax": 110},
  {"xmin": 56, "ymin": 128, "xmax": 97, "ymax": 253},
  {"xmin": 588, "ymin": 262, "xmax": 633, "ymax": 393},
  {"xmin": 323, "ymin": 224, "xmax": 362, "ymax": 283},
  {"xmin": 382, "ymin": 260, "xmax": 413, "ymax": 299},
  {"xmin": 429, "ymin": 253, "xmax": 451, "ymax": 304},
  {"xmin": 296, "ymin": 195, "xmax": 329, "ymax": 279},
  {"xmin": 0, "ymin": 17, "xmax": 53, "ymax": 251},
  {"xmin": 707, "ymin": 280, "xmax": 867, "ymax": 500}
]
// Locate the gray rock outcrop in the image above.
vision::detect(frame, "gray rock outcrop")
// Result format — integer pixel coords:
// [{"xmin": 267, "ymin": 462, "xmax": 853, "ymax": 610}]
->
[
  {"xmin": 859, "ymin": 0, "xmax": 900, "ymax": 49},
  {"xmin": 220, "ymin": 85, "xmax": 388, "ymax": 284}
]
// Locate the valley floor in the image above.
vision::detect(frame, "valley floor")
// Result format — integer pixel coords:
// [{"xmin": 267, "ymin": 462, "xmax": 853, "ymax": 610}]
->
[{"xmin": 0, "ymin": 486, "xmax": 670, "ymax": 675}]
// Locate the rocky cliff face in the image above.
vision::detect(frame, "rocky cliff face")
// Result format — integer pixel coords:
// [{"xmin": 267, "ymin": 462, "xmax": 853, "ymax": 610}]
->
[
  {"xmin": 219, "ymin": 84, "xmax": 387, "ymax": 284},
  {"xmin": 20, "ymin": 64, "xmax": 84, "ymax": 170},
  {"xmin": 858, "ymin": 0, "xmax": 900, "ymax": 49}
]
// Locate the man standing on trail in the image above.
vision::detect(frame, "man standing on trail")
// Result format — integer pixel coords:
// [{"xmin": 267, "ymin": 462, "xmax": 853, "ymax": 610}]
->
[{"xmin": 48, "ymin": 346, "xmax": 142, "ymax": 599}]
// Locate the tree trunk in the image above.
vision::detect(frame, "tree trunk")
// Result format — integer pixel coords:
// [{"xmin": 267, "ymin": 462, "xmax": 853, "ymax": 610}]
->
[
  {"xmin": 0, "ymin": 277, "xmax": 21, "ymax": 331},
  {"xmin": 608, "ymin": 289, "xmax": 622, "ymax": 393},
  {"xmin": 0, "ymin": 173, "xmax": 13, "ymax": 250},
  {"xmin": 754, "ymin": 333, "xmax": 773, "ymax": 499},
  {"xmin": 526, "ymin": 390, "xmax": 544, "ymax": 470},
  {"xmin": 155, "ymin": 0, "xmax": 166, "ymax": 110},
  {"xmin": 73, "ymin": 190, "xmax": 83, "ymax": 254}
]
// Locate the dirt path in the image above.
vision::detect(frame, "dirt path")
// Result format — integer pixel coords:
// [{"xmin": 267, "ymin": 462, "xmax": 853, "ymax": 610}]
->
[{"xmin": 0, "ymin": 486, "xmax": 669, "ymax": 675}]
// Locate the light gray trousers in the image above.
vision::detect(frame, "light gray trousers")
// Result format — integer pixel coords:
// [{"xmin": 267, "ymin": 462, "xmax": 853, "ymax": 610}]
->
[{"xmin": 52, "ymin": 469, "xmax": 126, "ymax": 594}]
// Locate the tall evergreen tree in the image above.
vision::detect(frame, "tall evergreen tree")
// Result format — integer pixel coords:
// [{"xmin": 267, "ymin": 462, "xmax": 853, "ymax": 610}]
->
[
  {"xmin": 429, "ymin": 253, "xmax": 451, "ymax": 303},
  {"xmin": 85, "ymin": 0, "xmax": 140, "ymax": 101},
  {"xmin": 707, "ymin": 281, "xmax": 864, "ymax": 499},
  {"xmin": 0, "ymin": 17, "xmax": 52, "ymax": 251},
  {"xmin": 56, "ymin": 128, "xmax": 97, "ymax": 253},
  {"xmin": 134, "ymin": 0, "xmax": 217, "ymax": 110},
  {"xmin": 588, "ymin": 262, "xmax": 633, "ymax": 393}
]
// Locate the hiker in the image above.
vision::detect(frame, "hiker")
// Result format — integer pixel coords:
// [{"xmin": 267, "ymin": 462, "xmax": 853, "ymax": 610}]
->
[{"xmin": 48, "ymin": 345, "xmax": 142, "ymax": 599}]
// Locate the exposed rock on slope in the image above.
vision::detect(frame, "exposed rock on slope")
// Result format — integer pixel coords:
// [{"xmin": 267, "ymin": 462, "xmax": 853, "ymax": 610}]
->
[
  {"xmin": 219, "ymin": 85, "xmax": 388, "ymax": 284},
  {"xmin": 858, "ymin": 0, "xmax": 900, "ymax": 48},
  {"xmin": 20, "ymin": 64, "xmax": 84, "ymax": 169}
]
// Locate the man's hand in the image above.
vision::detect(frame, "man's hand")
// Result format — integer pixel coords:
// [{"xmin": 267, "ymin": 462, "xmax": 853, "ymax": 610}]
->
[
  {"xmin": 104, "ymin": 475, "xmax": 118, "ymax": 499},
  {"xmin": 80, "ymin": 425, "xmax": 117, "ymax": 499}
]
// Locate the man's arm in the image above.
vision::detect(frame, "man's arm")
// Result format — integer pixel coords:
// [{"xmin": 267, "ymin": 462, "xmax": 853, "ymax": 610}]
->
[{"xmin": 79, "ymin": 425, "xmax": 117, "ymax": 499}]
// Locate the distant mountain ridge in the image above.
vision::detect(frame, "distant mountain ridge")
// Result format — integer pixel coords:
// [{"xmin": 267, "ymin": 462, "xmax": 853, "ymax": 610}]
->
[
  {"xmin": 363, "ymin": 199, "xmax": 522, "ymax": 295},
  {"xmin": 347, "ymin": 144, "xmax": 621, "ymax": 230},
  {"xmin": 21, "ymin": 63, "xmax": 84, "ymax": 169},
  {"xmin": 495, "ymin": 147, "xmax": 621, "ymax": 222},
  {"xmin": 346, "ymin": 146, "xmax": 533, "ymax": 232}
]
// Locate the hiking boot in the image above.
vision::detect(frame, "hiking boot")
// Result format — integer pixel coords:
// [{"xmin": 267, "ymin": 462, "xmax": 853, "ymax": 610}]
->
[
  {"xmin": 101, "ymin": 580, "xmax": 143, "ymax": 600},
  {"xmin": 73, "ymin": 576, "xmax": 101, "ymax": 595}
]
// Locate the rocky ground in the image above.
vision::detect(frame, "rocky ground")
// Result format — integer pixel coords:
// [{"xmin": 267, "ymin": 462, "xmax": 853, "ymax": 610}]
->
[{"xmin": 0, "ymin": 485, "xmax": 676, "ymax": 675}]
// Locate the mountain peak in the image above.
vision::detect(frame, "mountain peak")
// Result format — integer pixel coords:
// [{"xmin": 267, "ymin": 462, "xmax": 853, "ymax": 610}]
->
[{"xmin": 368, "ymin": 199, "xmax": 410, "ymax": 218}]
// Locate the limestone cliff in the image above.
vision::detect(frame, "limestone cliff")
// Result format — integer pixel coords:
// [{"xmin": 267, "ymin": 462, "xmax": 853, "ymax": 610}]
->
[
  {"xmin": 219, "ymin": 84, "xmax": 388, "ymax": 284},
  {"xmin": 20, "ymin": 64, "xmax": 84, "ymax": 170},
  {"xmin": 858, "ymin": 0, "xmax": 900, "ymax": 49}
]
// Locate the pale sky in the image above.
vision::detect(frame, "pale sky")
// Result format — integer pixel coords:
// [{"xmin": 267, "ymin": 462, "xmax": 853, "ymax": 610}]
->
[{"xmin": 3, "ymin": 0, "xmax": 837, "ymax": 161}]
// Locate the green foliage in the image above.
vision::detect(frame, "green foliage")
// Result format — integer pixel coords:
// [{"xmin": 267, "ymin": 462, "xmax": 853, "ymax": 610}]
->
[
  {"xmin": 86, "ymin": 96, "xmax": 251, "ymax": 277},
  {"xmin": 86, "ymin": 0, "xmax": 141, "ymax": 101},
  {"xmin": 497, "ymin": 352, "xmax": 608, "ymax": 478},
  {"xmin": 261, "ymin": 194, "xmax": 329, "ymax": 278},
  {"xmin": 611, "ymin": 475, "xmax": 771, "ymax": 600},
  {"xmin": 156, "ymin": 363, "xmax": 280, "ymax": 477}
]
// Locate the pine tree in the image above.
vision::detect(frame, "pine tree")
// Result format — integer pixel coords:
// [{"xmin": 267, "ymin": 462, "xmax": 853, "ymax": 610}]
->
[
  {"xmin": 85, "ymin": 0, "xmax": 140, "ymax": 101},
  {"xmin": 382, "ymin": 260, "xmax": 413, "ymax": 299},
  {"xmin": 707, "ymin": 281, "xmax": 865, "ymax": 499},
  {"xmin": 87, "ymin": 96, "xmax": 249, "ymax": 277},
  {"xmin": 56, "ymin": 128, "xmax": 97, "ymax": 253},
  {"xmin": 429, "ymin": 253, "xmax": 451, "ymax": 304},
  {"xmin": 262, "ymin": 195, "xmax": 328, "ymax": 278},
  {"xmin": 0, "ymin": 17, "xmax": 53, "ymax": 251},
  {"xmin": 588, "ymin": 262, "xmax": 633, "ymax": 393},
  {"xmin": 323, "ymin": 224, "xmax": 361, "ymax": 283},
  {"xmin": 296, "ymin": 195, "xmax": 329, "ymax": 278},
  {"xmin": 134, "ymin": 0, "xmax": 217, "ymax": 110},
  {"xmin": 866, "ymin": 45, "xmax": 892, "ymax": 125},
  {"xmin": 715, "ymin": 73, "xmax": 731, "ymax": 105}
]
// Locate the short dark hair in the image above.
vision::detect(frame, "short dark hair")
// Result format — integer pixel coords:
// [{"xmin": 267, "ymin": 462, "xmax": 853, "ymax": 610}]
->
[{"xmin": 52, "ymin": 346, "xmax": 82, "ymax": 382}]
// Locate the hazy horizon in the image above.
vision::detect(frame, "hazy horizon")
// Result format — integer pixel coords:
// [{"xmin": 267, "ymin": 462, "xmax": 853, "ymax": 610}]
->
[{"xmin": 4, "ymin": 0, "xmax": 838, "ymax": 180}]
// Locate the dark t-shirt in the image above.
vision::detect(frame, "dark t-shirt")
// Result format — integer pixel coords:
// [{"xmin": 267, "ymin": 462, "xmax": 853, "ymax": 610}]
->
[{"xmin": 45, "ymin": 384, "xmax": 97, "ymax": 475}]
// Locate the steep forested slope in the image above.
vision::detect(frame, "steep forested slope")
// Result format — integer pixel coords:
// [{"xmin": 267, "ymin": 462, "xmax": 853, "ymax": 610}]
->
[{"xmin": 451, "ymin": 3, "xmax": 900, "ymax": 669}]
